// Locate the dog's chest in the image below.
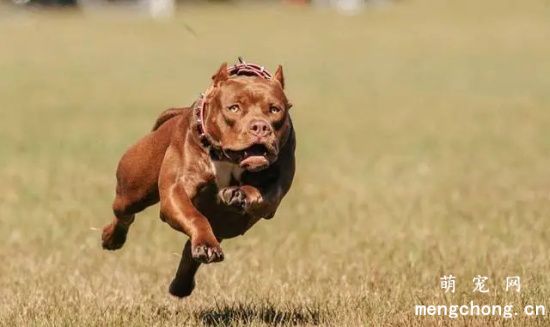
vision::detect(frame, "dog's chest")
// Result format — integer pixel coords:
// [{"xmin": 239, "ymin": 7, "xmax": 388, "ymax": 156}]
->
[{"xmin": 211, "ymin": 161, "xmax": 243, "ymax": 188}]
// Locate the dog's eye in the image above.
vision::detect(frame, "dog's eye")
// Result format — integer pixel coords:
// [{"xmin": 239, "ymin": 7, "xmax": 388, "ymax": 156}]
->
[
  {"xmin": 227, "ymin": 104, "xmax": 240, "ymax": 113},
  {"xmin": 269, "ymin": 105, "xmax": 281, "ymax": 114}
]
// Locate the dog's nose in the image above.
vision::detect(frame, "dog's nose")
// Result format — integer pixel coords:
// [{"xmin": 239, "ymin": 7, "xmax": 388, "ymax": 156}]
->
[{"xmin": 249, "ymin": 120, "xmax": 272, "ymax": 137}]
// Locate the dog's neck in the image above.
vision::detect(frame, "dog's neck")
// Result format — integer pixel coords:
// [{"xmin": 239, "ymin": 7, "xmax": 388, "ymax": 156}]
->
[
  {"xmin": 211, "ymin": 160, "xmax": 243, "ymax": 188},
  {"xmin": 193, "ymin": 93, "xmax": 226, "ymax": 160}
]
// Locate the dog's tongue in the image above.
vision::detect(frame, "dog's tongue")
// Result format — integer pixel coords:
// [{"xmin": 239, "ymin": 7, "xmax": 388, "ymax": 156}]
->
[{"xmin": 240, "ymin": 156, "xmax": 269, "ymax": 172}]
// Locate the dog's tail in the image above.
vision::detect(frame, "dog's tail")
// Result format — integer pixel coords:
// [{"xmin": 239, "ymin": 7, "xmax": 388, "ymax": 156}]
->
[{"xmin": 152, "ymin": 108, "xmax": 187, "ymax": 131}]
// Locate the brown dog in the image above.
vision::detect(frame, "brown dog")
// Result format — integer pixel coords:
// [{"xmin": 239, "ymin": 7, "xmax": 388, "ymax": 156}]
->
[{"xmin": 101, "ymin": 60, "xmax": 295, "ymax": 297}]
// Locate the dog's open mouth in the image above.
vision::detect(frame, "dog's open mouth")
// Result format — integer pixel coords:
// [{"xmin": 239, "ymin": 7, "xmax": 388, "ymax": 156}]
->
[
  {"xmin": 241, "ymin": 144, "xmax": 269, "ymax": 159},
  {"xmin": 224, "ymin": 144, "xmax": 271, "ymax": 172}
]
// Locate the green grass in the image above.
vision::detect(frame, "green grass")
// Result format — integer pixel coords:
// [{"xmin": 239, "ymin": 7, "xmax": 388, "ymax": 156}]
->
[{"xmin": 1, "ymin": 1, "xmax": 550, "ymax": 325}]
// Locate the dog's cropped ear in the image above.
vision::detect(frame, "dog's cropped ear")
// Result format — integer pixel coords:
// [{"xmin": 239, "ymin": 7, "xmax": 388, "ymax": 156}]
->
[
  {"xmin": 286, "ymin": 102, "xmax": 293, "ymax": 110},
  {"xmin": 273, "ymin": 65, "xmax": 285, "ymax": 89},
  {"xmin": 212, "ymin": 63, "xmax": 229, "ymax": 86}
]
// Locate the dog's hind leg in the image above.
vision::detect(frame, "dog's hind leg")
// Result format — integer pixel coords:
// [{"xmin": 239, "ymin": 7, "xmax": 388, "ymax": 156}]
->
[
  {"xmin": 169, "ymin": 239, "xmax": 204, "ymax": 297},
  {"xmin": 102, "ymin": 190, "xmax": 158, "ymax": 250},
  {"xmin": 101, "ymin": 115, "xmax": 176, "ymax": 251}
]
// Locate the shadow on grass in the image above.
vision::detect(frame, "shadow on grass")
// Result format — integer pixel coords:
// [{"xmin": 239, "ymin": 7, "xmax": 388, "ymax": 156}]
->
[{"xmin": 196, "ymin": 302, "xmax": 323, "ymax": 326}]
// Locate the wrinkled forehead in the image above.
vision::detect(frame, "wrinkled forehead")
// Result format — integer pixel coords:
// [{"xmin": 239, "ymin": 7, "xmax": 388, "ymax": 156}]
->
[{"xmin": 217, "ymin": 77, "xmax": 287, "ymax": 105}]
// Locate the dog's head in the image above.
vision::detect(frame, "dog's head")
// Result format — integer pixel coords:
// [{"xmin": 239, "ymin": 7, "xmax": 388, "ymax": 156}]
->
[{"xmin": 202, "ymin": 63, "xmax": 292, "ymax": 172}]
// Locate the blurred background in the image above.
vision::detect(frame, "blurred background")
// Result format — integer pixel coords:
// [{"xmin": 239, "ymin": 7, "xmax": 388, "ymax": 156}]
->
[
  {"xmin": 1, "ymin": 0, "xmax": 550, "ymax": 326},
  {"xmin": 3, "ymin": 0, "xmax": 392, "ymax": 17}
]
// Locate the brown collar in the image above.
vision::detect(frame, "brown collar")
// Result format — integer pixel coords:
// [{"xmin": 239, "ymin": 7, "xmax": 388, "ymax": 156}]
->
[{"xmin": 194, "ymin": 58, "xmax": 273, "ymax": 161}]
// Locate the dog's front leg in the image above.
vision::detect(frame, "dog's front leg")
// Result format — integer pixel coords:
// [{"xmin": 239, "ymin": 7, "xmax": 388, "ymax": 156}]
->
[{"xmin": 159, "ymin": 147, "xmax": 223, "ymax": 264}]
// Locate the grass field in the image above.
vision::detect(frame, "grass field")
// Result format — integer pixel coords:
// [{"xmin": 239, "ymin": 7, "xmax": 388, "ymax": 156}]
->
[{"xmin": 1, "ymin": 0, "xmax": 550, "ymax": 325}]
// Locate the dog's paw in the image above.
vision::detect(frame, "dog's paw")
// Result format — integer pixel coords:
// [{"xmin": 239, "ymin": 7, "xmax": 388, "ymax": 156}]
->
[
  {"xmin": 101, "ymin": 223, "xmax": 128, "ymax": 250},
  {"xmin": 218, "ymin": 186, "xmax": 247, "ymax": 211},
  {"xmin": 218, "ymin": 186, "xmax": 262, "ymax": 213},
  {"xmin": 191, "ymin": 238, "xmax": 224, "ymax": 264},
  {"xmin": 169, "ymin": 278, "xmax": 196, "ymax": 298}
]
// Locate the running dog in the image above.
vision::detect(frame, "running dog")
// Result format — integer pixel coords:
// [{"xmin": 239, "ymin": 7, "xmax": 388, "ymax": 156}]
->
[{"xmin": 101, "ymin": 59, "xmax": 296, "ymax": 297}]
